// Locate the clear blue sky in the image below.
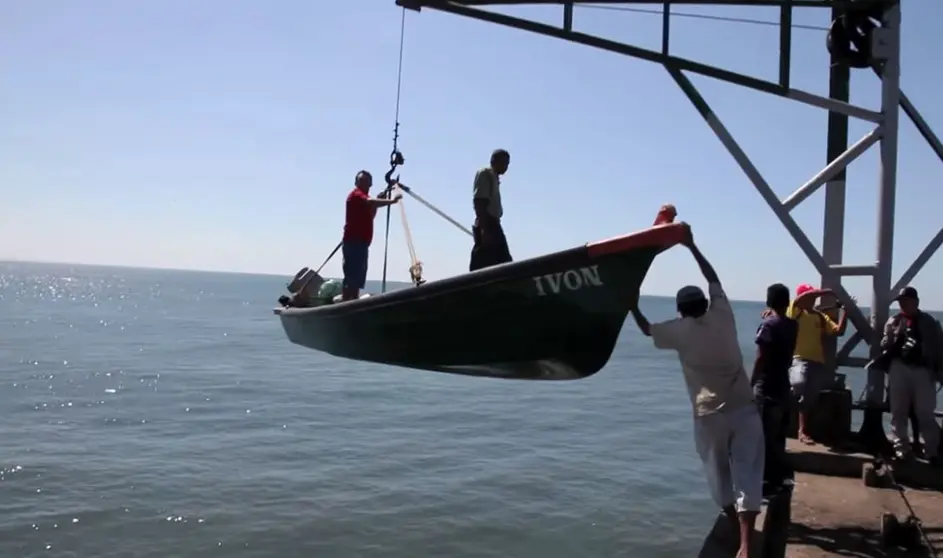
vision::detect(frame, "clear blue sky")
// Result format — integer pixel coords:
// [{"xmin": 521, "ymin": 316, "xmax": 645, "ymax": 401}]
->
[{"xmin": 2, "ymin": 1, "xmax": 942, "ymax": 306}]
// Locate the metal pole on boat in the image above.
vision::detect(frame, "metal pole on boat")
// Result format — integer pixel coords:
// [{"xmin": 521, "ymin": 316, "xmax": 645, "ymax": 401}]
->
[{"xmin": 397, "ymin": 183, "xmax": 474, "ymax": 237}]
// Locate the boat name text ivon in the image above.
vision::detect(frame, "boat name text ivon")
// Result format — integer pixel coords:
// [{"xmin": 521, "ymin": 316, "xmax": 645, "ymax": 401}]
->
[{"xmin": 533, "ymin": 265, "xmax": 604, "ymax": 296}]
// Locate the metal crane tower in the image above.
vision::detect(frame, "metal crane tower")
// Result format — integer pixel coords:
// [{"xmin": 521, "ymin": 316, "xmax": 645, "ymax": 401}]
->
[{"xmin": 397, "ymin": 0, "xmax": 943, "ymax": 449}]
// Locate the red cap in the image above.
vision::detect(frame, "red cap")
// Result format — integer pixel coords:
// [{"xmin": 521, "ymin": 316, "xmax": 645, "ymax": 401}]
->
[{"xmin": 796, "ymin": 283, "xmax": 815, "ymax": 297}]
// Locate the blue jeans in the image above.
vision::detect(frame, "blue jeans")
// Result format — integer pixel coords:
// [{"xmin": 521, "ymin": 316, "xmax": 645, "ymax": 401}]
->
[{"xmin": 342, "ymin": 240, "xmax": 369, "ymax": 291}]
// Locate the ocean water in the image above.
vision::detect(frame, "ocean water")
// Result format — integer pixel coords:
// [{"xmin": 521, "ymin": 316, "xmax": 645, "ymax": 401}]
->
[{"xmin": 0, "ymin": 261, "xmax": 928, "ymax": 558}]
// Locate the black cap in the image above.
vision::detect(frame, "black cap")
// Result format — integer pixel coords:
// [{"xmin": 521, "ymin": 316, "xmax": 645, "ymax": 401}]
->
[
  {"xmin": 676, "ymin": 285, "xmax": 707, "ymax": 304},
  {"xmin": 894, "ymin": 286, "xmax": 919, "ymax": 301},
  {"xmin": 766, "ymin": 283, "xmax": 790, "ymax": 308}
]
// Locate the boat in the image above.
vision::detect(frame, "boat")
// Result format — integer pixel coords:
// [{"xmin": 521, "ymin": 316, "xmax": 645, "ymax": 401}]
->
[{"xmin": 274, "ymin": 222, "xmax": 687, "ymax": 380}]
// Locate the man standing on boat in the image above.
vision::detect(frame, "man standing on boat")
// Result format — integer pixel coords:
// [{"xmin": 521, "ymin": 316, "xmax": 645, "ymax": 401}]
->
[
  {"xmin": 469, "ymin": 149, "xmax": 512, "ymax": 272},
  {"xmin": 629, "ymin": 224, "xmax": 763, "ymax": 558},
  {"xmin": 342, "ymin": 170, "xmax": 401, "ymax": 301}
]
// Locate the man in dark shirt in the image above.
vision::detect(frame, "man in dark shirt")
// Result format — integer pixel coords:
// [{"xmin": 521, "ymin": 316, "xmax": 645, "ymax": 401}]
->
[
  {"xmin": 880, "ymin": 286, "xmax": 942, "ymax": 465},
  {"xmin": 752, "ymin": 283, "xmax": 799, "ymax": 494}
]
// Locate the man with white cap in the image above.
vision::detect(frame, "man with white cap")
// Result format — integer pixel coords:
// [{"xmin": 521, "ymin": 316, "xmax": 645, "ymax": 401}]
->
[{"xmin": 629, "ymin": 223, "xmax": 763, "ymax": 558}]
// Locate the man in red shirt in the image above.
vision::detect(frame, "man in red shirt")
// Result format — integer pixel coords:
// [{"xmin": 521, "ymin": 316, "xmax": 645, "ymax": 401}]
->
[{"xmin": 342, "ymin": 170, "xmax": 401, "ymax": 301}]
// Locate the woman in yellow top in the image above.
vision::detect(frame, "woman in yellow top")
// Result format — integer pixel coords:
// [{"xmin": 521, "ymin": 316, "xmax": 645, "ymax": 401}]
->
[{"xmin": 788, "ymin": 284, "xmax": 849, "ymax": 444}]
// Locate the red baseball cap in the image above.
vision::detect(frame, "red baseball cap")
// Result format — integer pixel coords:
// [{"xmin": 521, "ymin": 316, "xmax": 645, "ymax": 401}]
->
[{"xmin": 796, "ymin": 283, "xmax": 815, "ymax": 297}]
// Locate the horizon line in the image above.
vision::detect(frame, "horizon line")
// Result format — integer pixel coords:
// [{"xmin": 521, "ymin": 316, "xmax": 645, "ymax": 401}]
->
[
  {"xmin": 4, "ymin": 258, "xmax": 930, "ymax": 312},
  {"xmin": 0, "ymin": 257, "xmax": 779, "ymax": 306},
  {"xmin": 5, "ymin": 260, "xmax": 939, "ymax": 312},
  {"xmin": 6, "ymin": 258, "xmax": 941, "ymax": 313}
]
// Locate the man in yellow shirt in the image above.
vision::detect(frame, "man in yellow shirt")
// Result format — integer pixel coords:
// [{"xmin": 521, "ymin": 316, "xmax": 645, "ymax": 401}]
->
[{"xmin": 787, "ymin": 283, "xmax": 849, "ymax": 444}]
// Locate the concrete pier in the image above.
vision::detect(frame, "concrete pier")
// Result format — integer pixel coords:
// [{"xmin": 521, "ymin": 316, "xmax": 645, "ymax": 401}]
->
[{"xmin": 698, "ymin": 439, "xmax": 943, "ymax": 557}]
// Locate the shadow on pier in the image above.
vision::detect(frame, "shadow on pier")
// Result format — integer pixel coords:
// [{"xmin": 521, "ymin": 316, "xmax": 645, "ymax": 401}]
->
[
  {"xmin": 787, "ymin": 523, "xmax": 941, "ymax": 557},
  {"xmin": 697, "ymin": 387, "xmax": 943, "ymax": 557}
]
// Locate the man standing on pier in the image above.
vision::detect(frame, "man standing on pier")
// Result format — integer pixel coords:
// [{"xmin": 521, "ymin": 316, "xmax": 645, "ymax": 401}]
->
[
  {"xmin": 787, "ymin": 284, "xmax": 848, "ymax": 444},
  {"xmin": 752, "ymin": 284, "xmax": 798, "ymax": 495},
  {"xmin": 469, "ymin": 149, "xmax": 512, "ymax": 272},
  {"xmin": 629, "ymin": 223, "xmax": 763, "ymax": 558},
  {"xmin": 879, "ymin": 286, "xmax": 942, "ymax": 466}
]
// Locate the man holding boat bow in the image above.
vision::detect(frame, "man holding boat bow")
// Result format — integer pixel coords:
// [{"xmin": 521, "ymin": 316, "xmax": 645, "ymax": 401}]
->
[{"xmin": 629, "ymin": 223, "xmax": 763, "ymax": 558}]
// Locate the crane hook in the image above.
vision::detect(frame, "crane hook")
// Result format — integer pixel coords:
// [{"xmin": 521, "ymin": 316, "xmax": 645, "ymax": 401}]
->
[{"xmin": 384, "ymin": 150, "xmax": 405, "ymax": 190}]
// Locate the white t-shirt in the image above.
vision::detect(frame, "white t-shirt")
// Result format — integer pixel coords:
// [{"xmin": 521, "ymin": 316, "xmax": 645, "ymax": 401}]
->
[
  {"xmin": 650, "ymin": 282, "xmax": 754, "ymax": 417},
  {"xmin": 472, "ymin": 167, "xmax": 503, "ymax": 220}
]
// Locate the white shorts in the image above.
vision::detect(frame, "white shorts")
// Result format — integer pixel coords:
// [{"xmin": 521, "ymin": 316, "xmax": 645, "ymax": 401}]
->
[{"xmin": 693, "ymin": 404, "xmax": 765, "ymax": 513}]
